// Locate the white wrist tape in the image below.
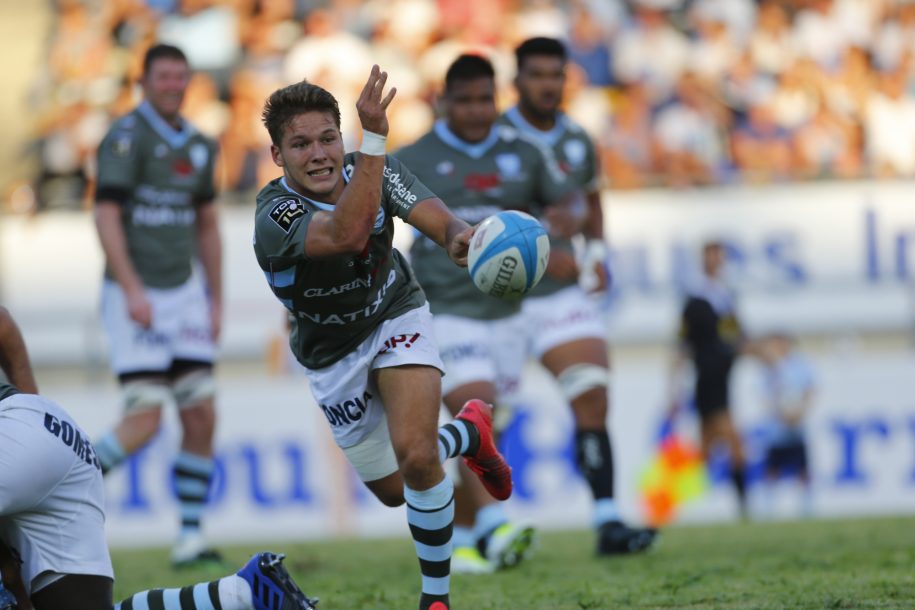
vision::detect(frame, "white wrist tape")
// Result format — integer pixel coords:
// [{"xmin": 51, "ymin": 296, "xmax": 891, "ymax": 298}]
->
[
  {"xmin": 359, "ymin": 130, "xmax": 387, "ymax": 156},
  {"xmin": 579, "ymin": 239, "xmax": 610, "ymax": 292}
]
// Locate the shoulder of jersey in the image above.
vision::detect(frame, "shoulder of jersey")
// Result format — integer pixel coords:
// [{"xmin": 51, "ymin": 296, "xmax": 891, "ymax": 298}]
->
[
  {"xmin": 111, "ymin": 112, "xmax": 140, "ymax": 133},
  {"xmin": 495, "ymin": 124, "xmax": 520, "ymax": 143}
]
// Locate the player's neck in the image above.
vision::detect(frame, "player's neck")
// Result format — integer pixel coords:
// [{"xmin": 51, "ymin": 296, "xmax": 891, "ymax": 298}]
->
[{"xmin": 517, "ymin": 104, "xmax": 557, "ymax": 132}]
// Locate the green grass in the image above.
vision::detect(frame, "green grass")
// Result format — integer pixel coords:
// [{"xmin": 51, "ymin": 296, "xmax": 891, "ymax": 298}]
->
[{"xmin": 111, "ymin": 516, "xmax": 915, "ymax": 609}]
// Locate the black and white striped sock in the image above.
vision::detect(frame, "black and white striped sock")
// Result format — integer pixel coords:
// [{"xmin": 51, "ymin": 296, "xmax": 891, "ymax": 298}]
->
[
  {"xmin": 405, "ymin": 477, "xmax": 455, "ymax": 610},
  {"xmin": 114, "ymin": 574, "xmax": 252, "ymax": 610}
]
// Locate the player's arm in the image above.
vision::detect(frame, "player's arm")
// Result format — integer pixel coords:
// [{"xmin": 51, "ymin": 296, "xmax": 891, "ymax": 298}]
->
[
  {"xmin": 0, "ymin": 307, "xmax": 38, "ymax": 394},
  {"xmin": 195, "ymin": 201, "xmax": 223, "ymax": 340},
  {"xmin": 0, "ymin": 540, "xmax": 31, "ymax": 609},
  {"xmin": 94, "ymin": 202, "xmax": 151, "ymax": 328},
  {"xmin": 304, "ymin": 66, "xmax": 396, "ymax": 258},
  {"xmin": 406, "ymin": 197, "xmax": 473, "ymax": 267}
]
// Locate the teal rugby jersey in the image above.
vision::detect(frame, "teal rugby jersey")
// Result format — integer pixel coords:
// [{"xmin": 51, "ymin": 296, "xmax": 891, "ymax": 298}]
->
[
  {"xmin": 395, "ymin": 120, "xmax": 573, "ymax": 319},
  {"xmin": 253, "ymin": 153, "xmax": 433, "ymax": 369},
  {"xmin": 499, "ymin": 106, "xmax": 600, "ymax": 297},
  {"xmin": 95, "ymin": 101, "xmax": 218, "ymax": 288}
]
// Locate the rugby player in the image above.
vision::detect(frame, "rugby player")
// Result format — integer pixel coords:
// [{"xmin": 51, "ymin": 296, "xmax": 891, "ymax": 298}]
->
[
  {"xmin": 92, "ymin": 43, "xmax": 223, "ymax": 567},
  {"xmin": 253, "ymin": 65, "xmax": 512, "ymax": 610}
]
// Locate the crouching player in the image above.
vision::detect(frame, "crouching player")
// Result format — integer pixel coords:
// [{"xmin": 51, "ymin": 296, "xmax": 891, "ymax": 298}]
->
[
  {"xmin": 0, "ymin": 306, "xmax": 318, "ymax": 610},
  {"xmin": 253, "ymin": 66, "xmax": 512, "ymax": 610}
]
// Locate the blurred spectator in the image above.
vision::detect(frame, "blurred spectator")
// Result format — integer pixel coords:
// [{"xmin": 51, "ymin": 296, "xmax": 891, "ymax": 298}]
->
[
  {"xmin": 793, "ymin": 96, "xmax": 862, "ymax": 179},
  {"xmin": 600, "ymin": 81, "xmax": 658, "ymax": 189},
  {"xmin": 749, "ymin": 1, "xmax": 795, "ymax": 77},
  {"xmin": 612, "ymin": 4, "xmax": 690, "ymax": 104},
  {"xmin": 565, "ymin": 5, "xmax": 614, "ymax": 87},
  {"xmin": 730, "ymin": 94, "xmax": 795, "ymax": 183},
  {"xmin": 864, "ymin": 65, "xmax": 915, "ymax": 177},
  {"xmin": 653, "ymin": 72, "xmax": 731, "ymax": 187}
]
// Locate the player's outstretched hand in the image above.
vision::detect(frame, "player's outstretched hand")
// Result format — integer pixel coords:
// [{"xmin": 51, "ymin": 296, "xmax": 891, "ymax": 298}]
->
[{"xmin": 356, "ymin": 64, "xmax": 397, "ymax": 137}]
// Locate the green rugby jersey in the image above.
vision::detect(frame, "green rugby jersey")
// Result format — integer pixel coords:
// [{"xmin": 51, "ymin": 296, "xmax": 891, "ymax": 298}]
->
[
  {"xmin": 0, "ymin": 382, "xmax": 19, "ymax": 401},
  {"xmin": 395, "ymin": 120, "xmax": 573, "ymax": 320},
  {"xmin": 253, "ymin": 153, "xmax": 432, "ymax": 369},
  {"xmin": 499, "ymin": 107, "xmax": 600, "ymax": 297},
  {"xmin": 95, "ymin": 101, "xmax": 218, "ymax": 288}
]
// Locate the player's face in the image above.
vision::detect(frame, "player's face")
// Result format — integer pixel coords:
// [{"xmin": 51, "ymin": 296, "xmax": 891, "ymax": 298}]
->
[
  {"xmin": 272, "ymin": 111, "xmax": 345, "ymax": 202},
  {"xmin": 515, "ymin": 55, "xmax": 565, "ymax": 119},
  {"xmin": 703, "ymin": 245, "xmax": 725, "ymax": 276},
  {"xmin": 142, "ymin": 58, "xmax": 190, "ymax": 122},
  {"xmin": 444, "ymin": 77, "xmax": 498, "ymax": 143}
]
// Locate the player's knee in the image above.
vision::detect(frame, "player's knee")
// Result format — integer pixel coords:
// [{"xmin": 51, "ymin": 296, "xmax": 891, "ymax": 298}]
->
[
  {"xmin": 180, "ymin": 404, "xmax": 216, "ymax": 448},
  {"xmin": 558, "ymin": 364, "xmax": 609, "ymax": 403},
  {"xmin": 122, "ymin": 380, "xmax": 172, "ymax": 414},
  {"xmin": 396, "ymin": 444, "xmax": 440, "ymax": 488},
  {"xmin": 173, "ymin": 369, "xmax": 216, "ymax": 410}
]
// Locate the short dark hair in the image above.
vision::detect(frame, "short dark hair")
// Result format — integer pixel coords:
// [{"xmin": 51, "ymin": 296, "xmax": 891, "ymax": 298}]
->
[
  {"xmin": 515, "ymin": 37, "xmax": 567, "ymax": 71},
  {"xmin": 444, "ymin": 54, "xmax": 495, "ymax": 92},
  {"xmin": 143, "ymin": 44, "xmax": 188, "ymax": 75},
  {"xmin": 261, "ymin": 80, "xmax": 342, "ymax": 145}
]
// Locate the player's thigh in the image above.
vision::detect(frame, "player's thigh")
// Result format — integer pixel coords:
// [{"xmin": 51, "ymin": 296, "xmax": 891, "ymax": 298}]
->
[
  {"xmin": 443, "ymin": 380, "xmax": 498, "ymax": 416},
  {"xmin": 540, "ymin": 337, "xmax": 609, "ymax": 377},
  {"xmin": 524, "ymin": 286, "xmax": 607, "ymax": 364},
  {"xmin": 374, "ymin": 364, "xmax": 441, "ymax": 461},
  {"xmin": 31, "ymin": 574, "xmax": 112, "ymax": 610}
]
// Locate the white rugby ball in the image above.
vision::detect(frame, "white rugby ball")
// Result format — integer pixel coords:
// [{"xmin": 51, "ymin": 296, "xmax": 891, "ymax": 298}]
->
[{"xmin": 467, "ymin": 210, "xmax": 550, "ymax": 299}]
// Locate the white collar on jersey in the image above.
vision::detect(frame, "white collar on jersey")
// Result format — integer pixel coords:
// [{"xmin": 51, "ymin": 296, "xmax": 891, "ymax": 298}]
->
[
  {"xmin": 503, "ymin": 106, "xmax": 569, "ymax": 148},
  {"xmin": 433, "ymin": 119, "xmax": 501, "ymax": 159},
  {"xmin": 137, "ymin": 101, "xmax": 196, "ymax": 149},
  {"xmin": 280, "ymin": 172, "xmax": 385, "ymax": 232}
]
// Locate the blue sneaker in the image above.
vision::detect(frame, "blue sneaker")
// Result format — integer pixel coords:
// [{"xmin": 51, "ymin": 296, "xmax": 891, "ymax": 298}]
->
[{"xmin": 237, "ymin": 552, "xmax": 318, "ymax": 610}]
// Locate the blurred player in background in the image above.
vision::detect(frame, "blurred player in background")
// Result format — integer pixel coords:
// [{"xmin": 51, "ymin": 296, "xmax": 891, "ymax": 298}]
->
[
  {"xmin": 254, "ymin": 65, "xmax": 512, "ymax": 610},
  {"xmin": 499, "ymin": 37, "xmax": 657, "ymax": 555},
  {"xmin": 395, "ymin": 54, "xmax": 579, "ymax": 573},
  {"xmin": 671, "ymin": 241, "xmax": 749, "ymax": 518},
  {"xmin": 0, "ymin": 306, "xmax": 317, "ymax": 610},
  {"xmin": 91, "ymin": 43, "xmax": 224, "ymax": 568},
  {"xmin": 757, "ymin": 332, "xmax": 816, "ymax": 517}
]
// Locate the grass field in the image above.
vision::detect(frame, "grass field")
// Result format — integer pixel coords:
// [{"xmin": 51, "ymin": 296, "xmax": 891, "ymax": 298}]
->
[{"xmin": 111, "ymin": 516, "xmax": 915, "ymax": 609}]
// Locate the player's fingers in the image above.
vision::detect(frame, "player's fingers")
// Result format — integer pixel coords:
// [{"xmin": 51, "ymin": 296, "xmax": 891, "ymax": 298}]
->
[
  {"xmin": 372, "ymin": 70, "xmax": 388, "ymax": 98},
  {"xmin": 380, "ymin": 86, "xmax": 397, "ymax": 109},
  {"xmin": 359, "ymin": 64, "xmax": 381, "ymax": 102}
]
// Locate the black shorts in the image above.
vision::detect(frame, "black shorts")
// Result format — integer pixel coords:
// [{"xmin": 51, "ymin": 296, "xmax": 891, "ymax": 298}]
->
[
  {"xmin": 694, "ymin": 361, "xmax": 733, "ymax": 419},
  {"xmin": 766, "ymin": 438, "xmax": 808, "ymax": 475}
]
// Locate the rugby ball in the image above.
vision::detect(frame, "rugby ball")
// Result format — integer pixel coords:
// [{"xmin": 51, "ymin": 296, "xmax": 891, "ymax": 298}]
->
[{"xmin": 467, "ymin": 210, "xmax": 550, "ymax": 299}]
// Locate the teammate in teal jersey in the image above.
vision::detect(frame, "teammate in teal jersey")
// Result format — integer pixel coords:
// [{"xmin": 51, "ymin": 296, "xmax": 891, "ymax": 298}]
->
[
  {"xmin": 92, "ymin": 44, "xmax": 224, "ymax": 568},
  {"xmin": 253, "ymin": 66, "xmax": 513, "ymax": 610},
  {"xmin": 0, "ymin": 307, "xmax": 318, "ymax": 610},
  {"xmin": 501, "ymin": 37, "xmax": 657, "ymax": 555},
  {"xmin": 395, "ymin": 54, "xmax": 580, "ymax": 573}
]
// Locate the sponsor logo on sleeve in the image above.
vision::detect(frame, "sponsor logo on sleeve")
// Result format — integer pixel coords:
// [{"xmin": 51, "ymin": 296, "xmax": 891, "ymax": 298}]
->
[
  {"xmin": 269, "ymin": 199, "xmax": 308, "ymax": 233},
  {"xmin": 111, "ymin": 133, "xmax": 133, "ymax": 157}
]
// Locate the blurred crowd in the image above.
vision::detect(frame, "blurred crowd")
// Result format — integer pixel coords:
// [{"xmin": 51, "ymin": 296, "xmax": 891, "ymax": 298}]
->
[{"xmin": 12, "ymin": 0, "xmax": 915, "ymax": 212}]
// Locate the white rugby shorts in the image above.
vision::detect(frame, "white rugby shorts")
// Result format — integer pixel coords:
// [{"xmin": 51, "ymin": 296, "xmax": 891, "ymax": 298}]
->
[
  {"xmin": 521, "ymin": 285, "xmax": 607, "ymax": 360},
  {"xmin": 302, "ymin": 304, "xmax": 444, "ymax": 481},
  {"xmin": 432, "ymin": 313, "xmax": 527, "ymax": 401},
  {"xmin": 100, "ymin": 276, "xmax": 216, "ymax": 374},
  {"xmin": 0, "ymin": 393, "xmax": 113, "ymax": 593}
]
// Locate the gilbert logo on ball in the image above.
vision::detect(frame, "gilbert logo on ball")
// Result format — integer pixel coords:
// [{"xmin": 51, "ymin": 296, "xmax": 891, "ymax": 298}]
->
[{"xmin": 467, "ymin": 210, "xmax": 550, "ymax": 299}]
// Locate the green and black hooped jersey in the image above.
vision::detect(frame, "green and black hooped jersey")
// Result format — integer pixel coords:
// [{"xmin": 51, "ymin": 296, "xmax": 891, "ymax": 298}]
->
[
  {"xmin": 395, "ymin": 120, "xmax": 574, "ymax": 320},
  {"xmin": 498, "ymin": 107, "xmax": 600, "ymax": 297},
  {"xmin": 253, "ymin": 153, "xmax": 433, "ymax": 369},
  {"xmin": 0, "ymin": 382, "xmax": 18, "ymax": 402},
  {"xmin": 95, "ymin": 101, "xmax": 218, "ymax": 288}
]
